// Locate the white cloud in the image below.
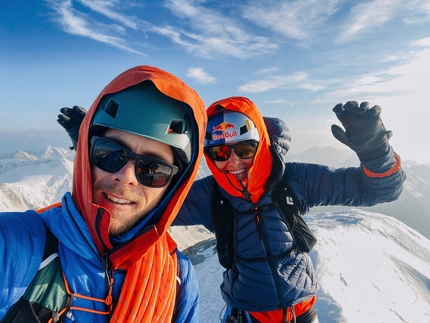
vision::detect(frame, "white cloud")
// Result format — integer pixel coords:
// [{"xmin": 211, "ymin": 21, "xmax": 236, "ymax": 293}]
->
[
  {"xmin": 316, "ymin": 45, "xmax": 430, "ymax": 103},
  {"xmin": 186, "ymin": 67, "xmax": 216, "ymax": 84},
  {"xmin": 160, "ymin": 0, "xmax": 278, "ymax": 58},
  {"xmin": 264, "ymin": 99, "xmax": 298, "ymax": 106},
  {"xmin": 241, "ymin": 0, "xmax": 341, "ymax": 41},
  {"xmin": 257, "ymin": 67, "xmax": 281, "ymax": 75},
  {"xmin": 46, "ymin": 0, "xmax": 143, "ymax": 54},
  {"xmin": 379, "ymin": 55, "xmax": 408, "ymax": 64},
  {"xmin": 338, "ymin": 0, "xmax": 430, "ymax": 43},
  {"xmin": 413, "ymin": 37, "xmax": 430, "ymax": 46},
  {"xmin": 338, "ymin": 0, "xmax": 399, "ymax": 42},
  {"xmin": 78, "ymin": 0, "xmax": 140, "ymax": 30},
  {"xmin": 239, "ymin": 71, "xmax": 324, "ymax": 93},
  {"xmin": 404, "ymin": 0, "xmax": 430, "ymax": 24},
  {"xmin": 46, "ymin": 0, "xmax": 279, "ymax": 58}
]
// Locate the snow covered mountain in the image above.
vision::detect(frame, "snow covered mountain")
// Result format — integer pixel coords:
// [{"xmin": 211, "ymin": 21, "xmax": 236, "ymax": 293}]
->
[
  {"xmin": 0, "ymin": 146, "xmax": 74, "ymax": 211},
  {"xmin": 1, "ymin": 145, "xmax": 429, "ymax": 322},
  {"xmin": 191, "ymin": 210, "xmax": 430, "ymax": 322}
]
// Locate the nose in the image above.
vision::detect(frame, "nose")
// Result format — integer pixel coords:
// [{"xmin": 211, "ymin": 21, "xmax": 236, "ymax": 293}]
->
[
  {"xmin": 113, "ymin": 160, "xmax": 138, "ymax": 185},
  {"xmin": 226, "ymin": 149, "xmax": 241, "ymax": 165}
]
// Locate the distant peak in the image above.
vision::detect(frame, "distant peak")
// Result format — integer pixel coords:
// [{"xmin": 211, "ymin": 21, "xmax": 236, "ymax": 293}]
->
[{"xmin": 13, "ymin": 150, "xmax": 37, "ymax": 161}]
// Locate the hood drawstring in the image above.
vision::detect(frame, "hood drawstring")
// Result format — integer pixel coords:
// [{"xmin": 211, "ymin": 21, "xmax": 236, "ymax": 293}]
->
[
  {"xmin": 240, "ymin": 170, "xmax": 253, "ymax": 201},
  {"xmin": 239, "ymin": 181, "xmax": 252, "ymax": 201},
  {"xmin": 224, "ymin": 173, "xmax": 252, "ymax": 201}
]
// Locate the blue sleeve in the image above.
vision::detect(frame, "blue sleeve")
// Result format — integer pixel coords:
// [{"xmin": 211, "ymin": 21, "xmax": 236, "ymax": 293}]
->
[
  {"xmin": 173, "ymin": 251, "xmax": 200, "ymax": 323},
  {"xmin": 173, "ymin": 176, "xmax": 216, "ymax": 231},
  {"xmin": 0, "ymin": 211, "xmax": 46, "ymax": 319},
  {"xmin": 285, "ymin": 148, "xmax": 406, "ymax": 212}
]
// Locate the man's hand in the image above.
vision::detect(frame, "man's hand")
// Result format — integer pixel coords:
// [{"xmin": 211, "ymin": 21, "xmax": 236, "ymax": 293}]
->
[
  {"xmin": 57, "ymin": 106, "xmax": 87, "ymax": 150},
  {"xmin": 331, "ymin": 101, "xmax": 392, "ymax": 160}
]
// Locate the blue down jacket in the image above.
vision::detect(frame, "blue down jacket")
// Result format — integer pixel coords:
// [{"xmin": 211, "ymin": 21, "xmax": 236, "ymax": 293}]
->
[
  {"xmin": 174, "ymin": 116, "xmax": 406, "ymax": 312},
  {"xmin": 0, "ymin": 193, "xmax": 200, "ymax": 322}
]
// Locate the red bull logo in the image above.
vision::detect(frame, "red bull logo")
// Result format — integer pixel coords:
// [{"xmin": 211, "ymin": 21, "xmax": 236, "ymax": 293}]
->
[
  {"xmin": 212, "ymin": 121, "xmax": 236, "ymax": 133},
  {"xmin": 212, "ymin": 121, "xmax": 237, "ymax": 140}
]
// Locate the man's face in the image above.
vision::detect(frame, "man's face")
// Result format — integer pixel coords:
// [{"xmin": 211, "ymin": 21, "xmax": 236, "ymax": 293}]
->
[{"xmin": 92, "ymin": 129, "xmax": 174, "ymax": 236}]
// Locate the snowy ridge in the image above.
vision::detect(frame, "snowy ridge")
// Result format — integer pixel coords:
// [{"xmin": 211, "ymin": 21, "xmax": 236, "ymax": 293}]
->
[
  {"xmin": 0, "ymin": 182, "xmax": 27, "ymax": 211},
  {"xmin": 309, "ymin": 210, "xmax": 430, "ymax": 323},
  {"xmin": 193, "ymin": 210, "xmax": 430, "ymax": 323},
  {"xmin": 0, "ymin": 146, "xmax": 74, "ymax": 210}
]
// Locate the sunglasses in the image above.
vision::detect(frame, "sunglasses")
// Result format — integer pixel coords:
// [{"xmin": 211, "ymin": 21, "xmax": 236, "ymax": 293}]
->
[
  {"xmin": 90, "ymin": 136, "xmax": 179, "ymax": 188},
  {"xmin": 206, "ymin": 141, "xmax": 258, "ymax": 162}
]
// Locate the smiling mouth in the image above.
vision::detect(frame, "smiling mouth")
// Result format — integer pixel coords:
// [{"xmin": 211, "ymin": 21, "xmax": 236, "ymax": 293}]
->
[
  {"xmin": 106, "ymin": 194, "xmax": 134, "ymax": 205},
  {"xmin": 226, "ymin": 168, "xmax": 247, "ymax": 175}
]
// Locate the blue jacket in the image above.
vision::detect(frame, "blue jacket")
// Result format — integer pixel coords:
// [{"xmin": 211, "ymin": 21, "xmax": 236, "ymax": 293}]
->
[
  {"xmin": 174, "ymin": 104, "xmax": 406, "ymax": 312},
  {"xmin": 0, "ymin": 193, "xmax": 200, "ymax": 322}
]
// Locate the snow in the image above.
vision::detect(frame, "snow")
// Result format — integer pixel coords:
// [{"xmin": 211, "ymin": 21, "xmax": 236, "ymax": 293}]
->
[
  {"xmin": 310, "ymin": 210, "xmax": 430, "ymax": 323},
  {"xmin": 1, "ymin": 146, "xmax": 430, "ymax": 322},
  {"xmin": 192, "ymin": 210, "xmax": 430, "ymax": 322},
  {"xmin": 0, "ymin": 146, "xmax": 74, "ymax": 209},
  {"xmin": 169, "ymin": 225, "xmax": 215, "ymax": 251}
]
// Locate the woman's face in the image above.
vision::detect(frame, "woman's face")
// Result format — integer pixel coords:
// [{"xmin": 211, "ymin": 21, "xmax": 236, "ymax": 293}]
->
[{"xmin": 214, "ymin": 148, "xmax": 255, "ymax": 182}]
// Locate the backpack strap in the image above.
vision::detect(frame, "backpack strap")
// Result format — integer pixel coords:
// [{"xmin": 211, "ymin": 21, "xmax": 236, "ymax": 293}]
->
[
  {"xmin": 1, "ymin": 227, "xmax": 69, "ymax": 323},
  {"xmin": 274, "ymin": 183, "xmax": 317, "ymax": 252},
  {"xmin": 211, "ymin": 184, "xmax": 237, "ymax": 269}
]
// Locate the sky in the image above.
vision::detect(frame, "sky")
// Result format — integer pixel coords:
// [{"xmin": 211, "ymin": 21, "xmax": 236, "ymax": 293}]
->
[{"xmin": 1, "ymin": 0, "xmax": 430, "ymax": 163}]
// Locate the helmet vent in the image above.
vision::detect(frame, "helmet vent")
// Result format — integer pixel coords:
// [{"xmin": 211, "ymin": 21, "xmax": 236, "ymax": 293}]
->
[
  {"xmin": 103, "ymin": 99, "xmax": 119, "ymax": 119},
  {"xmin": 168, "ymin": 115, "xmax": 190, "ymax": 134},
  {"xmin": 240, "ymin": 125, "xmax": 249, "ymax": 135},
  {"xmin": 168, "ymin": 119, "xmax": 184, "ymax": 134}
]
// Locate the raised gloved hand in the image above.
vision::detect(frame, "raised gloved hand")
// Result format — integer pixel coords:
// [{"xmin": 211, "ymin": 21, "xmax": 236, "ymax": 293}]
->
[
  {"xmin": 331, "ymin": 101, "xmax": 392, "ymax": 160},
  {"xmin": 57, "ymin": 106, "xmax": 87, "ymax": 150}
]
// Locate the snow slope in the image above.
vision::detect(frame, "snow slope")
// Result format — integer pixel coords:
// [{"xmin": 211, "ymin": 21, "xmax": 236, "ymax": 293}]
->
[{"xmin": 193, "ymin": 210, "xmax": 430, "ymax": 323}]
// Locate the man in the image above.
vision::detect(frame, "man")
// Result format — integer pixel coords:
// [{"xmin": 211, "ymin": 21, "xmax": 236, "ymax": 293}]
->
[{"xmin": 0, "ymin": 65, "xmax": 206, "ymax": 322}]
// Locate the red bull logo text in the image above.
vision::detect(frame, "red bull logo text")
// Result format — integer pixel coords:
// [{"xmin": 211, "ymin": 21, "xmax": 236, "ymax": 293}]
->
[{"xmin": 212, "ymin": 121, "xmax": 237, "ymax": 140}]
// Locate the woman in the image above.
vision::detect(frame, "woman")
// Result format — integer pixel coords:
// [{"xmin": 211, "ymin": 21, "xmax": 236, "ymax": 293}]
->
[{"xmin": 175, "ymin": 97, "xmax": 404, "ymax": 323}]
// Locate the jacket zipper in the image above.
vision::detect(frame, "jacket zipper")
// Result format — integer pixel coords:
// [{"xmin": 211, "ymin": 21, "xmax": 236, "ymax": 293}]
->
[{"xmin": 253, "ymin": 205, "xmax": 285, "ymax": 307}]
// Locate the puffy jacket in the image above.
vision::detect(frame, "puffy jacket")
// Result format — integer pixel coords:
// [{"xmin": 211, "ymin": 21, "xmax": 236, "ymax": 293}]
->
[
  {"xmin": 0, "ymin": 194, "xmax": 200, "ymax": 322},
  {"xmin": 0, "ymin": 65, "xmax": 207, "ymax": 322},
  {"xmin": 174, "ymin": 96, "xmax": 406, "ymax": 312}
]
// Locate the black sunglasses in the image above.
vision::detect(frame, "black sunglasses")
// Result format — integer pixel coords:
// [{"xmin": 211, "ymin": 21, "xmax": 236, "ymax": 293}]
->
[
  {"xmin": 90, "ymin": 136, "xmax": 179, "ymax": 188},
  {"xmin": 206, "ymin": 141, "xmax": 258, "ymax": 162}
]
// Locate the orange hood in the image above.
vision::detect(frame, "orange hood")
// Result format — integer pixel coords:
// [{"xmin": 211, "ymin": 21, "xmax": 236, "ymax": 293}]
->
[
  {"xmin": 205, "ymin": 96, "xmax": 273, "ymax": 203},
  {"xmin": 72, "ymin": 65, "xmax": 206, "ymax": 268}
]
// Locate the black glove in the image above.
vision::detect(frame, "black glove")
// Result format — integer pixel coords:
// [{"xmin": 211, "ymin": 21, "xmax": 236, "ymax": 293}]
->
[
  {"xmin": 331, "ymin": 101, "xmax": 392, "ymax": 160},
  {"xmin": 57, "ymin": 106, "xmax": 87, "ymax": 150}
]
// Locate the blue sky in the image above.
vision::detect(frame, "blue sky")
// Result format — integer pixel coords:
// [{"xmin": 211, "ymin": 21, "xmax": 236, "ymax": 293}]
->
[{"xmin": 1, "ymin": 0, "xmax": 430, "ymax": 163}]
